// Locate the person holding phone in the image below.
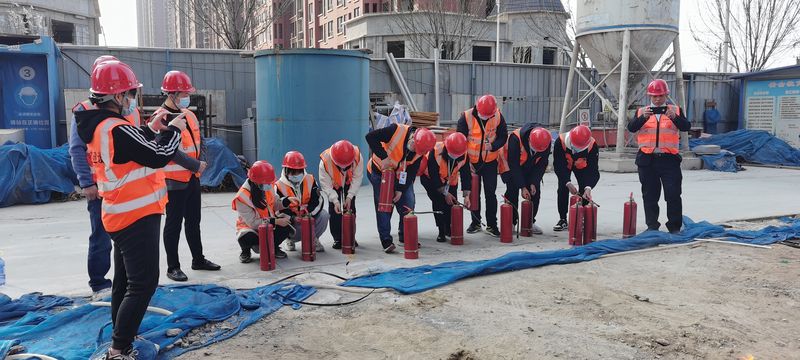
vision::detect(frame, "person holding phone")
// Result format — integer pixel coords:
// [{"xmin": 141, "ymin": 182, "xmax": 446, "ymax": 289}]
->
[
  {"xmin": 627, "ymin": 79, "xmax": 691, "ymax": 234},
  {"xmin": 158, "ymin": 71, "xmax": 220, "ymax": 282}
]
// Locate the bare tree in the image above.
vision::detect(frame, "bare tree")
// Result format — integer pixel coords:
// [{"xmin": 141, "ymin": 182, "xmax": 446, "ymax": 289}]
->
[
  {"xmin": 691, "ymin": 0, "xmax": 800, "ymax": 72},
  {"xmin": 391, "ymin": 0, "xmax": 490, "ymax": 60},
  {"xmin": 175, "ymin": 0, "xmax": 292, "ymax": 49},
  {"xmin": 519, "ymin": 2, "xmax": 584, "ymax": 66}
]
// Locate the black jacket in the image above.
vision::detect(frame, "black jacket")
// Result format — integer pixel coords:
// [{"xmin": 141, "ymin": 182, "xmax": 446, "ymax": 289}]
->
[
  {"xmin": 506, "ymin": 122, "xmax": 550, "ymax": 189},
  {"xmin": 552, "ymin": 135, "xmax": 599, "ymax": 177},
  {"xmin": 422, "ymin": 146, "xmax": 472, "ymax": 192},
  {"xmin": 455, "ymin": 107, "xmax": 508, "ymax": 165},
  {"xmin": 365, "ymin": 123, "xmax": 422, "ymax": 192}
]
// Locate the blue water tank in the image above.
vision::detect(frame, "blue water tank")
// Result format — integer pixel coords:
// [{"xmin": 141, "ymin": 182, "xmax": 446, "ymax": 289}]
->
[{"xmin": 254, "ymin": 49, "xmax": 370, "ymax": 182}]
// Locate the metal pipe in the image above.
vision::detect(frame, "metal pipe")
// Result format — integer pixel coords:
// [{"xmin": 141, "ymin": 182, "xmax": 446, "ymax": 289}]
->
[
  {"xmin": 495, "ymin": 0, "xmax": 501, "ymax": 63},
  {"xmin": 563, "ymin": 62, "xmax": 622, "ymax": 121},
  {"xmin": 616, "ymin": 29, "xmax": 631, "ymax": 154},
  {"xmin": 433, "ymin": 47, "xmax": 440, "ymax": 114},
  {"xmin": 673, "ymin": 36, "xmax": 689, "ymax": 151},
  {"xmin": 559, "ymin": 43, "xmax": 581, "ymax": 133}
]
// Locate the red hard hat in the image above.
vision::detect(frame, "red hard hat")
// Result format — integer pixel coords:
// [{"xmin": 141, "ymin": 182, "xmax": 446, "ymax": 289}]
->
[
  {"xmin": 90, "ymin": 60, "xmax": 142, "ymax": 95},
  {"xmin": 92, "ymin": 55, "xmax": 118, "ymax": 72},
  {"xmin": 248, "ymin": 160, "xmax": 276, "ymax": 185},
  {"xmin": 569, "ymin": 125, "xmax": 592, "ymax": 150},
  {"xmin": 444, "ymin": 132, "xmax": 467, "ymax": 158},
  {"xmin": 647, "ymin": 79, "xmax": 670, "ymax": 96},
  {"xmin": 529, "ymin": 128, "xmax": 552, "ymax": 153},
  {"xmin": 330, "ymin": 140, "xmax": 356, "ymax": 167},
  {"xmin": 414, "ymin": 128, "xmax": 436, "ymax": 154},
  {"xmin": 282, "ymin": 151, "xmax": 307, "ymax": 169},
  {"xmin": 161, "ymin": 70, "xmax": 196, "ymax": 93},
  {"xmin": 476, "ymin": 95, "xmax": 497, "ymax": 118}
]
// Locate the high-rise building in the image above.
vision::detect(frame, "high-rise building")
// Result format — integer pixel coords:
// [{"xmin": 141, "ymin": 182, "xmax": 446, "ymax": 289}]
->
[
  {"xmin": 0, "ymin": 0, "xmax": 101, "ymax": 45},
  {"xmin": 137, "ymin": 0, "xmax": 177, "ymax": 48}
]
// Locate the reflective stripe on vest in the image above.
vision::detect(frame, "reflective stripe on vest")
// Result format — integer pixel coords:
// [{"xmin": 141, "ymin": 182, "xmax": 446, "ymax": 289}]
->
[
  {"xmin": 164, "ymin": 109, "xmax": 201, "ymax": 182},
  {"xmin": 320, "ymin": 146, "xmax": 361, "ymax": 189},
  {"xmin": 422, "ymin": 142, "xmax": 466, "ymax": 186},
  {"xmin": 276, "ymin": 174, "xmax": 314, "ymax": 215},
  {"xmin": 464, "ymin": 108, "xmax": 501, "ymax": 164},
  {"xmin": 497, "ymin": 129, "xmax": 528, "ymax": 174},
  {"xmin": 559, "ymin": 134, "xmax": 595, "ymax": 171},
  {"xmin": 87, "ymin": 117, "xmax": 168, "ymax": 232},
  {"xmin": 368, "ymin": 124, "xmax": 421, "ymax": 177},
  {"xmin": 232, "ymin": 181, "xmax": 276, "ymax": 233},
  {"xmin": 636, "ymin": 105, "xmax": 681, "ymax": 155}
]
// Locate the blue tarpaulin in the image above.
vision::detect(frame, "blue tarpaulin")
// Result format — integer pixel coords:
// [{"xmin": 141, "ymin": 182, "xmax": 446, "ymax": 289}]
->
[
  {"xmin": 199, "ymin": 137, "xmax": 246, "ymax": 188},
  {"xmin": 700, "ymin": 150, "xmax": 740, "ymax": 172},
  {"xmin": 689, "ymin": 129, "xmax": 800, "ymax": 167},
  {"xmin": 342, "ymin": 217, "xmax": 800, "ymax": 294},
  {"xmin": 0, "ymin": 284, "xmax": 314, "ymax": 359},
  {"xmin": 0, "ymin": 143, "xmax": 76, "ymax": 208}
]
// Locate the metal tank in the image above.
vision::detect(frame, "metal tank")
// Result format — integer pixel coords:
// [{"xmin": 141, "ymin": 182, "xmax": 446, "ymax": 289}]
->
[
  {"xmin": 575, "ymin": 0, "xmax": 680, "ymax": 101},
  {"xmin": 254, "ymin": 49, "xmax": 370, "ymax": 181}
]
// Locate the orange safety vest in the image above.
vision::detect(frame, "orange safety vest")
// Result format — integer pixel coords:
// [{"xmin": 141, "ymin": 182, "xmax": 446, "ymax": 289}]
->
[
  {"xmin": 86, "ymin": 117, "xmax": 168, "ymax": 232},
  {"xmin": 559, "ymin": 134, "xmax": 595, "ymax": 171},
  {"xmin": 72, "ymin": 100, "xmax": 141, "ymax": 127},
  {"xmin": 320, "ymin": 145, "xmax": 361, "ymax": 190},
  {"xmin": 368, "ymin": 124, "xmax": 422, "ymax": 177},
  {"xmin": 276, "ymin": 174, "xmax": 314, "ymax": 216},
  {"xmin": 421, "ymin": 142, "xmax": 467, "ymax": 186},
  {"xmin": 232, "ymin": 181, "xmax": 276, "ymax": 233},
  {"xmin": 636, "ymin": 105, "xmax": 681, "ymax": 155},
  {"xmin": 497, "ymin": 129, "xmax": 542, "ymax": 174},
  {"xmin": 464, "ymin": 108, "xmax": 502, "ymax": 164},
  {"xmin": 163, "ymin": 109, "xmax": 201, "ymax": 182}
]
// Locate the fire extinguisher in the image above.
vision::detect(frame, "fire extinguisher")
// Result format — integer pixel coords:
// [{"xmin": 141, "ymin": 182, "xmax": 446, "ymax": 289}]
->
[
  {"xmin": 450, "ymin": 204, "xmax": 464, "ymax": 245},
  {"xmin": 500, "ymin": 200, "xmax": 513, "ymax": 243},
  {"xmin": 520, "ymin": 199, "xmax": 533, "ymax": 237},
  {"xmin": 568, "ymin": 196, "xmax": 584, "ymax": 246},
  {"xmin": 300, "ymin": 216, "xmax": 316, "ymax": 261},
  {"xmin": 469, "ymin": 172, "xmax": 479, "ymax": 211},
  {"xmin": 623, "ymin": 193, "xmax": 637, "ymax": 238},
  {"xmin": 403, "ymin": 208, "xmax": 419, "ymax": 259},
  {"xmin": 258, "ymin": 222, "xmax": 276, "ymax": 271},
  {"xmin": 582, "ymin": 202, "xmax": 597, "ymax": 245},
  {"xmin": 342, "ymin": 211, "xmax": 356, "ymax": 254},
  {"xmin": 378, "ymin": 170, "xmax": 395, "ymax": 213}
]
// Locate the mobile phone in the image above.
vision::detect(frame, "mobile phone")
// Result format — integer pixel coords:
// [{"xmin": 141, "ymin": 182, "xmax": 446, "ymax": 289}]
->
[
  {"xmin": 651, "ymin": 106, "xmax": 667, "ymax": 115},
  {"xmin": 161, "ymin": 112, "xmax": 182, "ymax": 125}
]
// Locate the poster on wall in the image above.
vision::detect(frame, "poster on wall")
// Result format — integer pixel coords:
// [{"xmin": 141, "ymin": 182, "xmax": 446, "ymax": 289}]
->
[
  {"xmin": 745, "ymin": 79, "xmax": 800, "ymax": 148},
  {"xmin": 0, "ymin": 53, "xmax": 51, "ymax": 148}
]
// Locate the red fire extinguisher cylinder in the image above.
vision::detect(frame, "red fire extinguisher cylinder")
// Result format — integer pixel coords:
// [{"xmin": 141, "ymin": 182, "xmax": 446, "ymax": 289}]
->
[
  {"xmin": 258, "ymin": 223, "xmax": 276, "ymax": 271},
  {"xmin": 300, "ymin": 216, "xmax": 316, "ymax": 262},
  {"xmin": 469, "ymin": 173, "xmax": 479, "ymax": 211},
  {"xmin": 450, "ymin": 205, "xmax": 463, "ymax": 245},
  {"xmin": 377, "ymin": 170, "xmax": 395, "ymax": 213},
  {"xmin": 500, "ymin": 202, "xmax": 513, "ymax": 243},
  {"xmin": 623, "ymin": 193, "xmax": 637, "ymax": 238},
  {"xmin": 403, "ymin": 213, "xmax": 419, "ymax": 259},
  {"xmin": 342, "ymin": 212, "xmax": 355, "ymax": 254},
  {"xmin": 520, "ymin": 199, "xmax": 533, "ymax": 237}
]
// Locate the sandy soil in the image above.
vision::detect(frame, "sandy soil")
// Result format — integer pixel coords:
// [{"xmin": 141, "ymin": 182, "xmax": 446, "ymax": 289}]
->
[{"xmin": 178, "ymin": 222, "xmax": 800, "ymax": 360}]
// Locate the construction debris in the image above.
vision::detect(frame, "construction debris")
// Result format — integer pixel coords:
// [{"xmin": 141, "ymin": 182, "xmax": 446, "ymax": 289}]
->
[{"xmin": 409, "ymin": 111, "xmax": 439, "ymax": 127}]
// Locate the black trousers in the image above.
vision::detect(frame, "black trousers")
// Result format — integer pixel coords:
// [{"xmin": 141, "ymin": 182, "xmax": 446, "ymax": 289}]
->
[
  {"xmin": 501, "ymin": 173, "xmax": 541, "ymax": 225},
  {"xmin": 328, "ymin": 187, "xmax": 357, "ymax": 242},
  {"xmin": 420, "ymin": 176, "xmax": 458, "ymax": 236},
  {"xmin": 109, "ymin": 214, "xmax": 161, "ymax": 351},
  {"xmin": 555, "ymin": 167, "xmax": 600, "ymax": 220},
  {"xmin": 469, "ymin": 160, "xmax": 498, "ymax": 228},
  {"xmin": 163, "ymin": 176, "xmax": 205, "ymax": 271},
  {"xmin": 237, "ymin": 224, "xmax": 292, "ymax": 252},
  {"xmin": 637, "ymin": 154, "xmax": 683, "ymax": 232}
]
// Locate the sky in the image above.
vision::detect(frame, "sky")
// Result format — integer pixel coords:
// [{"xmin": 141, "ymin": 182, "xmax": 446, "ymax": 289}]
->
[{"xmin": 97, "ymin": 0, "xmax": 798, "ymax": 72}]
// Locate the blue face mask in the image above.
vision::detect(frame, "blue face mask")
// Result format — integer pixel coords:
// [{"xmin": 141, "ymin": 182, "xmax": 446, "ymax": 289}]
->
[
  {"xmin": 261, "ymin": 184, "xmax": 272, "ymax": 192},
  {"xmin": 178, "ymin": 96, "xmax": 190, "ymax": 109},
  {"xmin": 121, "ymin": 98, "xmax": 137, "ymax": 116},
  {"xmin": 288, "ymin": 174, "xmax": 304, "ymax": 183}
]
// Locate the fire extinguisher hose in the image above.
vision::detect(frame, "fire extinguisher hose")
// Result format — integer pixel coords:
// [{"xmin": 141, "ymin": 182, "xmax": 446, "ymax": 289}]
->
[{"xmin": 264, "ymin": 271, "xmax": 391, "ymax": 306}]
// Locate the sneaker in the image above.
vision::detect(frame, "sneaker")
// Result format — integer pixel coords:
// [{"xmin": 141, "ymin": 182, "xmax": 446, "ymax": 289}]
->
[
  {"xmin": 553, "ymin": 219, "xmax": 568, "ymax": 232},
  {"xmin": 251, "ymin": 244, "xmax": 260, "ymax": 254},
  {"xmin": 531, "ymin": 223, "xmax": 543, "ymax": 235},
  {"xmin": 191, "ymin": 259, "xmax": 221, "ymax": 271},
  {"xmin": 314, "ymin": 238, "xmax": 325, "ymax": 252},
  {"xmin": 91, "ymin": 287, "xmax": 112, "ymax": 301},
  {"xmin": 466, "ymin": 223, "xmax": 482, "ymax": 234},
  {"xmin": 436, "ymin": 234, "xmax": 447, "ymax": 243},
  {"xmin": 91, "ymin": 339, "xmax": 159, "ymax": 360},
  {"xmin": 239, "ymin": 250, "xmax": 253, "ymax": 263},
  {"xmin": 284, "ymin": 239, "xmax": 296, "ymax": 251},
  {"xmin": 383, "ymin": 243, "xmax": 396, "ymax": 253},
  {"xmin": 485, "ymin": 226, "xmax": 500, "ymax": 237},
  {"xmin": 275, "ymin": 248, "xmax": 288, "ymax": 259},
  {"xmin": 332, "ymin": 241, "xmax": 342, "ymax": 250}
]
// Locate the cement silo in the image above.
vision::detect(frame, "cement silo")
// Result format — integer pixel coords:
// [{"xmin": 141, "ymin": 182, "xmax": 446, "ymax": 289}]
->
[{"xmin": 559, "ymin": 0, "xmax": 686, "ymax": 154}]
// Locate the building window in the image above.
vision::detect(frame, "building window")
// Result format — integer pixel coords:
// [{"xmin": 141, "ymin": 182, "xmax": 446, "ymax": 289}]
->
[
  {"xmin": 354, "ymin": 7, "xmax": 360, "ymax": 17},
  {"xmin": 278, "ymin": 23, "xmax": 283, "ymax": 39},
  {"xmin": 365, "ymin": 4, "xmax": 369, "ymax": 13},
  {"xmin": 308, "ymin": 3, "xmax": 314, "ymax": 19},
  {"xmin": 51, "ymin": 20, "xmax": 76, "ymax": 44},
  {"xmin": 327, "ymin": 21, "xmax": 333, "ymax": 38},
  {"xmin": 440, "ymin": 41, "xmax": 455, "ymax": 60},
  {"xmin": 337, "ymin": 17, "xmax": 344, "ymax": 34},
  {"xmin": 326, "ymin": 0, "xmax": 333, "ymax": 12},
  {"xmin": 319, "ymin": 25, "xmax": 324, "ymax": 41},
  {"xmin": 472, "ymin": 46, "xmax": 491, "ymax": 62},
  {"xmin": 337, "ymin": 0, "xmax": 344, "ymax": 6},
  {"xmin": 387, "ymin": 41, "xmax": 405, "ymax": 58},
  {"xmin": 513, "ymin": 46, "xmax": 532, "ymax": 64},
  {"xmin": 542, "ymin": 47, "xmax": 556, "ymax": 65},
  {"xmin": 372, "ymin": 3, "xmax": 378, "ymax": 12}
]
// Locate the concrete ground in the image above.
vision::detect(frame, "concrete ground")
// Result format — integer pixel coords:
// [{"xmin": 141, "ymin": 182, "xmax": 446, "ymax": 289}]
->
[{"xmin": 1, "ymin": 166, "xmax": 797, "ymax": 298}]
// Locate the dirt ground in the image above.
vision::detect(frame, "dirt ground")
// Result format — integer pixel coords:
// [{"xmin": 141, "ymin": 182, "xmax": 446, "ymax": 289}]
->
[{"xmin": 179, "ymin": 222, "xmax": 800, "ymax": 360}]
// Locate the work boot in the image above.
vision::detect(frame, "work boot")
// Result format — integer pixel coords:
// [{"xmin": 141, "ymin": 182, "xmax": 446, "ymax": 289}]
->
[
  {"xmin": 315, "ymin": 238, "xmax": 325, "ymax": 252},
  {"xmin": 332, "ymin": 241, "xmax": 342, "ymax": 250},
  {"xmin": 485, "ymin": 226, "xmax": 500, "ymax": 237},
  {"xmin": 166, "ymin": 268, "xmax": 188, "ymax": 282},
  {"xmin": 553, "ymin": 219, "xmax": 568, "ymax": 232},
  {"xmin": 284, "ymin": 239, "xmax": 296, "ymax": 251},
  {"xmin": 531, "ymin": 223, "xmax": 544, "ymax": 235},
  {"xmin": 191, "ymin": 259, "xmax": 221, "ymax": 271},
  {"xmin": 239, "ymin": 250, "xmax": 252, "ymax": 263},
  {"xmin": 466, "ymin": 223, "xmax": 482, "ymax": 234}
]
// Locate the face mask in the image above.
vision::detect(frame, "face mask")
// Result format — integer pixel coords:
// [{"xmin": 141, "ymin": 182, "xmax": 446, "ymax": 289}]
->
[
  {"xmin": 261, "ymin": 184, "xmax": 272, "ymax": 192},
  {"xmin": 478, "ymin": 114, "xmax": 490, "ymax": 121},
  {"xmin": 338, "ymin": 165, "xmax": 351, "ymax": 172},
  {"xmin": 288, "ymin": 174, "xmax": 303, "ymax": 183},
  {"xmin": 178, "ymin": 96, "xmax": 190, "ymax": 109},
  {"xmin": 121, "ymin": 97, "xmax": 136, "ymax": 116}
]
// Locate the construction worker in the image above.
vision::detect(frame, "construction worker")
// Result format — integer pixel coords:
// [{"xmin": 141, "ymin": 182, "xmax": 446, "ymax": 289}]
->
[
  {"xmin": 627, "ymin": 79, "xmax": 691, "ymax": 233},
  {"xmin": 232, "ymin": 160, "xmax": 291, "ymax": 263},
  {"xmin": 497, "ymin": 124, "xmax": 552, "ymax": 232},
  {"xmin": 419, "ymin": 132, "xmax": 472, "ymax": 242},
  {"xmin": 158, "ymin": 70, "xmax": 220, "ymax": 282},
  {"xmin": 68, "ymin": 55, "xmax": 141, "ymax": 296},
  {"xmin": 552, "ymin": 125, "xmax": 599, "ymax": 231},
  {"xmin": 76, "ymin": 60, "xmax": 184, "ymax": 359},
  {"xmin": 457, "ymin": 94, "xmax": 508, "ymax": 237},
  {"xmin": 318, "ymin": 140, "xmax": 363, "ymax": 250},
  {"xmin": 365, "ymin": 123, "xmax": 436, "ymax": 253},
  {"xmin": 276, "ymin": 151, "xmax": 328, "ymax": 253}
]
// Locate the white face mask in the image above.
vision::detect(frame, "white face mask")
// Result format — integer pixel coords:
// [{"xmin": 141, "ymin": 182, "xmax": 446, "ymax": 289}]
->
[{"xmin": 288, "ymin": 174, "xmax": 303, "ymax": 183}]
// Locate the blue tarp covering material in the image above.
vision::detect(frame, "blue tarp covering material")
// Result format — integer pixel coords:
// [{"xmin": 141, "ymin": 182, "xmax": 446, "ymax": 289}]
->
[
  {"xmin": 199, "ymin": 137, "xmax": 246, "ymax": 188},
  {"xmin": 342, "ymin": 217, "xmax": 800, "ymax": 294},
  {"xmin": 700, "ymin": 150, "xmax": 740, "ymax": 172},
  {"xmin": 0, "ymin": 143, "xmax": 76, "ymax": 208},
  {"xmin": 0, "ymin": 284, "xmax": 315, "ymax": 359},
  {"xmin": 689, "ymin": 129, "xmax": 800, "ymax": 167}
]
